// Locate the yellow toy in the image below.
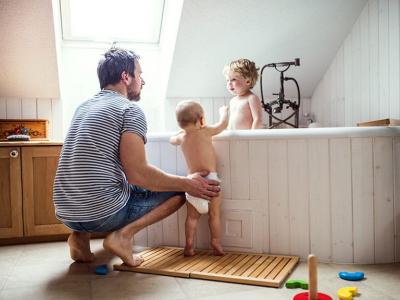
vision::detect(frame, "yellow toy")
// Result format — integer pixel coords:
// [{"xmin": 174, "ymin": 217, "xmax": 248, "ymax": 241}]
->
[{"xmin": 337, "ymin": 287, "xmax": 358, "ymax": 300}]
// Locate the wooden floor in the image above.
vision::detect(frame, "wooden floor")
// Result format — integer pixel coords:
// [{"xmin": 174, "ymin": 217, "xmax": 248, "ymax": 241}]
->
[{"xmin": 114, "ymin": 247, "xmax": 299, "ymax": 287}]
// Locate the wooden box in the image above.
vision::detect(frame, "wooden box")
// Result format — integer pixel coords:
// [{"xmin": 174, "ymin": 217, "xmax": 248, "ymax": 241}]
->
[
  {"xmin": 0, "ymin": 119, "xmax": 48, "ymax": 141},
  {"xmin": 357, "ymin": 118, "xmax": 400, "ymax": 127}
]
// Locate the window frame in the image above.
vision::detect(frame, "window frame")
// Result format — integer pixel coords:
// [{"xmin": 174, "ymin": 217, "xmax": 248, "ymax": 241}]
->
[{"xmin": 59, "ymin": 0, "xmax": 165, "ymax": 44}]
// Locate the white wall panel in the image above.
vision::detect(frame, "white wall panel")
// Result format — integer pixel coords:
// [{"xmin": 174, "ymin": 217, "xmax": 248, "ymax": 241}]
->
[
  {"xmin": 311, "ymin": 0, "xmax": 400, "ymax": 126},
  {"xmin": 6, "ymin": 98, "xmax": 21, "ymax": 119},
  {"xmin": 230, "ymin": 140, "xmax": 250, "ymax": 200}
]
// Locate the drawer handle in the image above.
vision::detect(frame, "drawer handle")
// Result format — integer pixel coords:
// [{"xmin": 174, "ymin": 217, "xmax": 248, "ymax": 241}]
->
[{"xmin": 10, "ymin": 150, "xmax": 19, "ymax": 158}]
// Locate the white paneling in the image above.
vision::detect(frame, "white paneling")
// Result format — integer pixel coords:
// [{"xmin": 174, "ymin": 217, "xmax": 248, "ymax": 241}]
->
[
  {"xmin": 249, "ymin": 140, "xmax": 268, "ymax": 200},
  {"xmin": 51, "ymin": 99, "xmax": 63, "ymax": 139},
  {"xmin": 351, "ymin": 17, "xmax": 362, "ymax": 126},
  {"xmin": 21, "ymin": 98, "xmax": 37, "ymax": 119},
  {"xmin": 6, "ymin": 98, "xmax": 22, "ymax": 119},
  {"xmin": 145, "ymin": 142, "xmax": 162, "ymax": 246},
  {"xmin": 336, "ymin": 46, "xmax": 345, "ymax": 127},
  {"xmin": 268, "ymin": 140, "xmax": 290, "ymax": 255},
  {"xmin": 352, "ymin": 138, "xmax": 375, "ymax": 263},
  {"xmin": 344, "ymin": 35, "xmax": 353, "ymax": 126},
  {"xmin": 160, "ymin": 142, "xmax": 179, "ymax": 246},
  {"xmin": 308, "ymin": 139, "xmax": 331, "ymax": 262},
  {"xmin": 394, "ymin": 137, "xmax": 400, "ymax": 262},
  {"xmin": 0, "ymin": 97, "xmax": 6, "ymax": 118},
  {"xmin": 212, "ymin": 97, "xmax": 226, "ymax": 125},
  {"xmin": 389, "ymin": 0, "xmax": 400, "ymax": 119},
  {"xmin": 311, "ymin": 0, "xmax": 400, "ymax": 126},
  {"xmin": 214, "ymin": 140, "xmax": 231, "ymax": 199},
  {"xmin": 220, "ymin": 210, "xmax": 252, "ymax": 248},
  {"xmin": 360, "ymin": 4, "xmax": 370, "ymax": 122},
  {"xmin": 37, "ymin": 98, "xmax": 52, "ymax": 138},
  {"xmin": 369, "ymin": 0, "xmax": 380, "ymax": 120},
  {"xmin": 374, "ymin": 137, "xmax": 395, "ymax": 263},
  {"xmin": 288, "ymin": 139, "xmax": 309, "ymax": 260},
  {"xmin": 230, "ymin": 140, "xmax": 249, "ymax": 200},
  {"xmin": 379, "ymin": 0, "xmax": 390, "ymax": 118},
  {"xmin": 330, "ymin": 139, "xmax": 353, "ymax": 263},
  {"xmin": 199, "ymin": 98, "xmax": 214, "ymax": 124}
]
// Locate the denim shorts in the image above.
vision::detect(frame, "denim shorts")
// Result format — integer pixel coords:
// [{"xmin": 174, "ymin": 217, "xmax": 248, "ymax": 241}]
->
[{"xmin": 63, "ymin": 185, "xmax": 184, "ymax": 233}]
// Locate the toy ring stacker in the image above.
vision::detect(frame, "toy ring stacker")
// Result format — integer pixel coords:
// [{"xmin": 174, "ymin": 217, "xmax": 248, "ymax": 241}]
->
[{"xmin": 293, "ymin": 254, "xmax": 332, "ymax": 300}]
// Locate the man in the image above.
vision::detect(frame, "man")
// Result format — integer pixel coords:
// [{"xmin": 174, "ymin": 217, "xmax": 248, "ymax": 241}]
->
[{"xmin": 53, "ymin": 48, "xmax": 220, "ymax": 267}]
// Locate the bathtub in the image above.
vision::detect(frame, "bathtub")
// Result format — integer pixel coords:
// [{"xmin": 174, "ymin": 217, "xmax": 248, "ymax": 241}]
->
[{"xmin": 137, "ymin": 127, "xmax": 400, "ymax": 264}]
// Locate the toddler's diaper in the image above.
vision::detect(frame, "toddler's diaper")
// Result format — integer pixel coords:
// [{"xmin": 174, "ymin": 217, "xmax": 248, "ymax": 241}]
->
[{"xmin": 185, "ymin": 172, "xmax": 220, "ymax": 214}]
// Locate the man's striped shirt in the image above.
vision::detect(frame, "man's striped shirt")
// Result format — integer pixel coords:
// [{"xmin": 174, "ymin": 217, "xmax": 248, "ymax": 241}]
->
[{"xmin": 53, "ymin": 90, "xmax": 147, "ymax": 222}]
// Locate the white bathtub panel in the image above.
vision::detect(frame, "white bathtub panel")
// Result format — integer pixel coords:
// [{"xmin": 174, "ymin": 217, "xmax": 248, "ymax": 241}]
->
[
  {"xmin": 146, "ymin": 142, "xmax": 161, "ymax": 168},
  {"xmin": 268, "ymin": 140, "xmax": 290, "ymax": 255},
  {"xmin": 196, "ymin": 213, "xmax": 211, "ymax": 250},
  {"xmin": 145, "ymin": 142, "xmax": 162, "ymax": 246},
  {"xmin": 374, "ymin": 137, "xmax": 395, "ymax": 263},
  {"xmin": 230, "ymin": 140, "xmax": 249, "ymax": 200},
  {"xmin": 394, "ymin": 137, "xmax": 400, "ymax": 262},
  {"xmin": 134, "ymin": 228, "xmax": 148, "ymax": 247},
  {"xmin": 176, "ymin": 148, "xmax": 187, "ymax": 176},
  {"xmin": 160, "ymin": 143, "xmax": 179, "ymax": 246},
  {"xmin": 214, "ymin": 140, "xmax": 231, "ymax": 199},
  {"xmin": 330, "ymin": 138, "xmax": 353, "ymax": 263},
  {"xmin": 309, "ymin": 139, "xmax": 331, "ymax": 262},
  {"xmin": 249, "ymin": 140, "xmax": 268, "ymax": 200},
  {"xmin": 288, "ymin": 139, "xmax": 310, "ymax": 260},
  {"xmin": 352, "ymin": 138, "xmax": 375, "ymax": 264},
  {"xmin": 221, "ymin": 210, "xmax": 252, "ymax": 249}
]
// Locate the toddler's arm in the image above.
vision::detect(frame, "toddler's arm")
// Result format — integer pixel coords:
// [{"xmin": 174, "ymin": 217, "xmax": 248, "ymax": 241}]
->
[
  {"xmin": 169, "ymin": 132, "xmax": 183, "ymax": 145},
  {"xmin": 249, "ymin": 94, "xmax": 263, "ymax": 129},
  {"xmin": 206, "ymin": 105, "xmax": 229, "ymax": 135}
]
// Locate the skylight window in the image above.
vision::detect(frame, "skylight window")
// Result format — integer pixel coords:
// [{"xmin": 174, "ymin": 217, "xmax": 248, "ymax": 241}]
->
[{"xmin": 60, "ymin": 0, "xmax": 165, "ymax": 43}]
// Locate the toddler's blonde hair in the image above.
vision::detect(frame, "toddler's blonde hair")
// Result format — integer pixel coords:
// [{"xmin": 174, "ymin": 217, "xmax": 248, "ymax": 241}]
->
[
  {"xmin": 223, "ymin": 58, "xmax": 259, "ymax": 88},
  {"xmin": 175, "ymin": 100, "xmax": 204, "ymax": 128}
]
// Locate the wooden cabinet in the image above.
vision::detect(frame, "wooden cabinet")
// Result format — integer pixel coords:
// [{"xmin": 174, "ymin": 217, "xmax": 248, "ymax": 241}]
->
[{"xmin": 0, "ymin": 144, "xmax": 70, "ymax": 240}]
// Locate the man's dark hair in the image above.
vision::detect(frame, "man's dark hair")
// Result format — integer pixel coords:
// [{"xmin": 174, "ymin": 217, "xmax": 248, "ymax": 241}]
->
[{"xmin": 97, "ymin": 48, "xmax": 140, "ymax": 89}]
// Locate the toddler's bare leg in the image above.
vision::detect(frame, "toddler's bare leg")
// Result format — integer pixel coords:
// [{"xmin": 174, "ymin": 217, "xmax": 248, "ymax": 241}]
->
[
  {"xmin": 103, "ymin": 194, "xmax": 185, "ymax": 266},
  {"xmin": 208, "ymin": 196, "xmax": 224, "ymax": 256},
  {"xmin": 184, "ymin": 202, "xmax": 201, "ymax": 256}
]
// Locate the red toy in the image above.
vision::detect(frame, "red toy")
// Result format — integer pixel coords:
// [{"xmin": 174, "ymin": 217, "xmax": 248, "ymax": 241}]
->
[{"xmin": 293, "ymin": 254, "xmax": 332, "ymax": 300}]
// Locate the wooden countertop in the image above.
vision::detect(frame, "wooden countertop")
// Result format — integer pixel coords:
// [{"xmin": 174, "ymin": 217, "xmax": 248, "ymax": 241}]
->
[{"xmin": 0, "ymin": 140, "xmax": 63, "ymax": 147}]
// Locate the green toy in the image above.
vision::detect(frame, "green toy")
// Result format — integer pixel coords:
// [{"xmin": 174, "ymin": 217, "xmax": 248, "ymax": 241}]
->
[{"xmin": 286, "ymin": 279, "xmax": 308, "ymax": 289}]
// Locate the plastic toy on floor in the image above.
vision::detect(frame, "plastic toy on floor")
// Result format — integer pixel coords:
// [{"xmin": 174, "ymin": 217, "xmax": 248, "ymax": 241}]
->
[
  {"xmin": 338, "ymin": 271, "xmax": 365, "ymax": 281},
  {"xmin": 337, "ymin": 287, "xmax": 358, "ymax": 300},
  {"xmin": 95, "ymin": 264, "xmax": 109, "ymax": 275},
  {"xmin": 293, "ymin": 254, "xmax": 333, "ymax": 300},
  {"xmin": 286, "ymin": 279, "xmax": 308, "ymax": 289}
]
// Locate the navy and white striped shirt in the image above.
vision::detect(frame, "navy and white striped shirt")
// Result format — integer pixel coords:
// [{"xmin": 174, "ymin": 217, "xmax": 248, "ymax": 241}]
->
[{"xmin": 53, "ymin": 90, "xmax": 147, "ymax": 222}]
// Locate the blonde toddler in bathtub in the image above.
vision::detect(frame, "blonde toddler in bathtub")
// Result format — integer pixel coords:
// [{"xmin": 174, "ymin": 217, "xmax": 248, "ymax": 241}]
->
[
  {"xmin": 223, "ymin": 58, "xmax": 263, "ymax": 129},
  {"xmin": 170, "ymin": 100, "xmax": 228, "ymax": 256}
]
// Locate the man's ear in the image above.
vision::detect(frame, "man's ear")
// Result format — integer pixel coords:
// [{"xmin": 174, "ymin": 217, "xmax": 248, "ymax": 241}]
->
[{"xmin": 121, "ymin": 71, "xmax": 130, "ymax": 84}]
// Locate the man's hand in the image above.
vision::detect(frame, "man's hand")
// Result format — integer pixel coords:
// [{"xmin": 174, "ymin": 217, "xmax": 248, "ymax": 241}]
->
[{"xmin": 186, "ymin": 171, "xmax": 220, "ymax": 200}]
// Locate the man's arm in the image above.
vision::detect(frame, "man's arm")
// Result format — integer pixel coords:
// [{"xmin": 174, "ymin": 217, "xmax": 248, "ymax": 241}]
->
[
  {"xmin": 249, "ymin": 95, "xmax": 263, "ymax": 129},
  {"xmin": 205, "ymin": 105, "xmax": 229, "ymax": 136},
  {"xmin": 120, "ymin": 132, "xmax": 219, "ymax": 199}
]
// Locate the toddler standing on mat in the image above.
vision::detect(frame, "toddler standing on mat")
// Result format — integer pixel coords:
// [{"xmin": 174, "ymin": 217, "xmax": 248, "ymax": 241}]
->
[
  {"xmin": 223, "ymin": 58, "xmax": 263, "ymax": 129},
  {"xmin": 170, "ymin": 100, "xmax": 228, "ymax": 256}
]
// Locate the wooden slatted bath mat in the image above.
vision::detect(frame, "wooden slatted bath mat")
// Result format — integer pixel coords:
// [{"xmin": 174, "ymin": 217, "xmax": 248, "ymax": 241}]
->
[{"xmin": 114, "ymin": 246, "xmax": 299, "ymax": 287}]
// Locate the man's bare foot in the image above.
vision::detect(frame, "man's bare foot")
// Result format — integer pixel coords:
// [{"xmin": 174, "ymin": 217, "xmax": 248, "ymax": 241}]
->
[
  {"xmin": 103, "ymin": 231, "xmax": 143, "ymax": 267},
  {"xmin": 68, "ymin": 232, "xmax": 95, "ymax": 263},
  {"xmin": 211, "ymin": 239, "xmax": 224, "ymax": 256},
  {"xmin": 184, "ymin": 244, "xmax": 195, "ymax": 257}
]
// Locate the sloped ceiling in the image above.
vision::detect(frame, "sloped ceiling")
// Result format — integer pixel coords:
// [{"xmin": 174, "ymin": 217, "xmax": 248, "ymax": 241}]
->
[{"xmin": 167, "ymin": 0, "xmax": 367, "ymax": 99}]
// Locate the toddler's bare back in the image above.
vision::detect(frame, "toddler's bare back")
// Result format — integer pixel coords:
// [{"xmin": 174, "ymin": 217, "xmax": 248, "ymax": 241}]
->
[{"xmin": 180, "ymin": 129, "xmax": 217, "ymax": 174}]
